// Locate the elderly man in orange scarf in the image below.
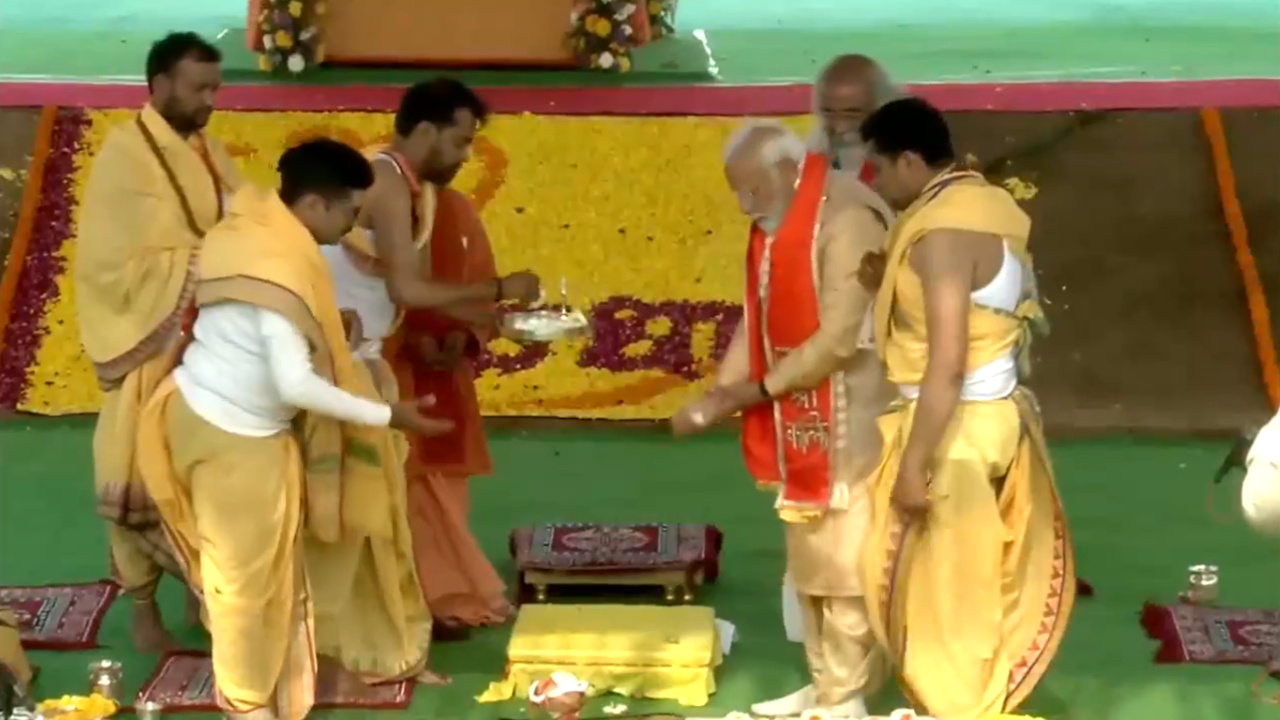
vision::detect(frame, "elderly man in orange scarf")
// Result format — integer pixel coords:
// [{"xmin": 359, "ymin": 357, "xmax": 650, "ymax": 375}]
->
[{"xmin": 673, "ymin": 120, "xmax": 896, "ymax": 719}]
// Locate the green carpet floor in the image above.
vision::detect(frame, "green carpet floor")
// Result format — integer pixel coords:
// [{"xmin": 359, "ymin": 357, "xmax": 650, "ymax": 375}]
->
[{"xmin": 1, "ymin": 417, "xmax": 1275, "ymax": 719}]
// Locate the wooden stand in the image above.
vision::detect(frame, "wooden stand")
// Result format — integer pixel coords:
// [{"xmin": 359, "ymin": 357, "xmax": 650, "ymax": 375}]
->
[{"xmin": 524, "ymin": 568, "xmax": 703, "ymax": 604}]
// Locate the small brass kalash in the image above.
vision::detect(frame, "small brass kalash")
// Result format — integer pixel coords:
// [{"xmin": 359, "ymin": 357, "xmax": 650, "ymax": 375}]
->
[{"xmin": 500, "ymin": 278, "xmax": 591, "ymax": 343}]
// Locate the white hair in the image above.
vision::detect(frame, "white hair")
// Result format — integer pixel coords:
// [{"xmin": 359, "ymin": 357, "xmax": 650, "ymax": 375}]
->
[
  {"xmin": 806, "ymin": 56, "xmax": 902, "ymax": 159},
  {"xmin": 723, "ymin": 120, "xmax": 806, "ymax": 168}
]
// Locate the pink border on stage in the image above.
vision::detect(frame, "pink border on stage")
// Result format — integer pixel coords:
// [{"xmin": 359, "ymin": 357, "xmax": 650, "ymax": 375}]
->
[{"xmin": 0, "ymin": 79, "xmax": 1277, "ymax": 113}]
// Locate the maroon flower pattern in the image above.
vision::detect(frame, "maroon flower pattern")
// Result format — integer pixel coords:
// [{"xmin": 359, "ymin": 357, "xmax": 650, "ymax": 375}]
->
[
  {"xmin": 474, "ymin": 296, "xmax": 741, "ymax": 379},
  {"xmin": 0, "ymin": 110, "xmax": 87, "ymax": 410}
]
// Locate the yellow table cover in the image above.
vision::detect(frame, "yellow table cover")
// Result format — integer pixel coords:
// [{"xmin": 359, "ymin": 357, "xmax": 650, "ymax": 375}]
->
[{"xmin": 477, "ymin": 604, "xmax": 722, "ymax": 707}]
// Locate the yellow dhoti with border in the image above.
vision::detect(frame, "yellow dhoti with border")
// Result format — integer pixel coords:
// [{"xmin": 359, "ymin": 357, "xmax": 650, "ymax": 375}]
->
[
  {"xmin": 138, "ymin": 384, "xmax": 316, "ymax": 719},
  {"xmin": 137, "ymin": 186, "xmax": 416, "ymax": 717},
  {"xmin": 74, "ymin": 104, "xmax": 239, "ymax": 600},
  {"xmin": 862, "ymin": 172, "xmax": 1075, "ymax": 720},
  {"xmin": 305, "ymin": 356, "xmax": 433, "ymax": 682}
]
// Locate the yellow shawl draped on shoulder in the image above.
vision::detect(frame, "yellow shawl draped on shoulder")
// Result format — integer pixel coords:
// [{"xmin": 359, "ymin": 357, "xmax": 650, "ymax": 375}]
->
[
  {"xmin": 873, "ymin": 171, "xmax": 1046, "ymax": 385},
  {"xmin": 191, "ymin": 186, "xmax": 396, "ymax": 542},
  {"xmin": 74, "ymin": 104, "xmax": 239, "ymax": 385},
  {"xmin": 340, "ymin": 144, "xmax": 437, "ymax": 267}
]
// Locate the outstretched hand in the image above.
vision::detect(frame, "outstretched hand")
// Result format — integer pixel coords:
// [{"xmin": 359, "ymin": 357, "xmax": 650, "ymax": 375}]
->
[{"xmin": 389, "ymin": 395, "xmax": 454, "ymax": 437}]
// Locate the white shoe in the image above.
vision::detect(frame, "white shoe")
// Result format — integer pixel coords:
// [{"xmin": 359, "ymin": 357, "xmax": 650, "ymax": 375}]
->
[
  {"xmin": 821, "ymin": 695, "xmax": 869, "ymax": 719},
  {"xmin": 750, "ymin": 684, "xmax": 816, "ymax": 716}
]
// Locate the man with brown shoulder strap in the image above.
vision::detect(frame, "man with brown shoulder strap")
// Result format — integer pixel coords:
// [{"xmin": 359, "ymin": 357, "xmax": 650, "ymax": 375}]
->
[
  {"xmin": 671, "ymin": 120, "xmax": 896, "ymax": 719},
  {"xmin": 73, "ymin": 31, "xmax": 240, "ymax": 652}
]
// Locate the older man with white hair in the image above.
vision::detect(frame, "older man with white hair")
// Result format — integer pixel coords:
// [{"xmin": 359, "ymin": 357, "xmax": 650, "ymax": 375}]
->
[
  {"xmin": 671, "ymin": 121, "xmax": 896, "ymax": 718},
  {"xmin": 808, "ymin": 54, "xmax": 899, "ymax": 179}
]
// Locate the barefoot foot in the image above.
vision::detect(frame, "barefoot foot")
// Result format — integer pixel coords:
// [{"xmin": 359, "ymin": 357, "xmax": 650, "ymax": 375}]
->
[
  {"xmin": 130, "ymin": 599, "xmax": 176, "ymax": 653},
  {"xmin": 413, "ymin": 669, "xmax": 451, "ymax": 686}
]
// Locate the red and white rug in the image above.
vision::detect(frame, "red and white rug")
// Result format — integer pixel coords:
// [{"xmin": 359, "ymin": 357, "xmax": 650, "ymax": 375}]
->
[
  {"xmin": 0, "ymin": 580, "xmax": 119, "ymax": 649},
  {"xmin": 135, "ymin": 652, "xmax": 415, "ymax": 711},
  {"xmin": 1141, "ymin": 602, "xmax": 1280, "ymax": 665}
]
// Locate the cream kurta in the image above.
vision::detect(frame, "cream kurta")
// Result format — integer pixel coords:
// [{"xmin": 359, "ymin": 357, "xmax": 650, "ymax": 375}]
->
[{"xmin": 720, "ymin": 172, "xmax": 895, "ymax": 704}]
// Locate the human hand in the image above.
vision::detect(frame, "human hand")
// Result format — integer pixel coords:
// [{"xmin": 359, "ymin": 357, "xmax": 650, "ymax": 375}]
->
[
  {"xmin": 389, "ymin": 395, "xmax": 455, "ymax": 436},
  {"xmin": 340, "ymin": 309, "xmax": 365, "ymax": 351},
  {"xmin": 498, "ymin": 271, "xmax": 542, "ymax": 303},
  {"xmin": 443, "ymin": 304, "xmax": 499, "ymax": 333},
  {"xmin": 857, "ymin": 250, "xmax": 887, "ymax": 291},
  {"xmin": 441, "ymin": 331, "xmax": 470, "ymax": 365},
  {"xmin": 671, "ymin": 382, "xmax": 767, "ymax": 436},
  {"xmin": 416, "ymin": 336, "xmax": 453, "ymax": 370},
  {"xmin": 671, "ymin": 392, "xmax": 721, "ymax": 437},
  {"xmin": 891, "ymin": 461, "xmax": 931, "ymax": 520}
]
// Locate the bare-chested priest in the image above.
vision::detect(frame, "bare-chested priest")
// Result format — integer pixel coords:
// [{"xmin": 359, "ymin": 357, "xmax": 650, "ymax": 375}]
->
[
  {"xmin": 73, "ymin": 31, "xmax": 239, "ymax": 651},
  {"xmin": 672, "ymin": 121, "xmax": 896, "ymax": 719}
]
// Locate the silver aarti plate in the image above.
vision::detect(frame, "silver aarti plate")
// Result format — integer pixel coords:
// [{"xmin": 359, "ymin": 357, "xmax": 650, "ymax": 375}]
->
[{"xmin": 501, "ymin": 309, "xmax": 591, "ymax": 343}]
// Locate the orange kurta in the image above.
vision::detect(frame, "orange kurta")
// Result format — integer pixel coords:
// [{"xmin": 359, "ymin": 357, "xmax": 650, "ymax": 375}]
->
[{"xmin": 388, "ymin": 188, "xmax": 508, "ymax": 627}]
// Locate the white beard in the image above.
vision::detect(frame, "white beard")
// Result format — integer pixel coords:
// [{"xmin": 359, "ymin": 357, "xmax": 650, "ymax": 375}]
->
[
  {"xmin": 831, "ymin": 142, "xmax": 866, "ymax": 172},
  {"xmin": 757, "ymin": 215, "xmax": 782, "ymax": 235}
]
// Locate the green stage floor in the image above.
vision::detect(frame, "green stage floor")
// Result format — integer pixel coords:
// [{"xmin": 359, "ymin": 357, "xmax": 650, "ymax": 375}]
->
[{"xmin": 1, "ymin": 418, "xmax": 1276, "ymax": 719}]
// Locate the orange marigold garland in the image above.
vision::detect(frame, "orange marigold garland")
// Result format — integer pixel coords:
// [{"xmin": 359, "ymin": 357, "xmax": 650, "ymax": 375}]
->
[
  {"xmin": 257, "ymin": 0, "xmax": 326, "ymax": 74},
  {"xmin": 567, "ymin": 0, "xmax": 638, "ymax": 72}
]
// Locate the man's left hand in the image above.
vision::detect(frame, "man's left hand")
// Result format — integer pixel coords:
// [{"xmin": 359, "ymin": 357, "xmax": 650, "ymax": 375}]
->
[
  {"xmin": 671, "ymin": 381, "xmax": 768, "ymax": 436},
  {"xmin": 440, "ymin": 331, "xmax": 470, "ymax": 367},
  {"xmin": 340, "ymin": 309, "xmax": 365, "ymax": 352},
  {"xmin": 714, "ymin": 380, "xmax": 770, "ymax": 416},
  {"xmin": 891, "ymin": 461, "xmax": 932, "ymax": 520}
]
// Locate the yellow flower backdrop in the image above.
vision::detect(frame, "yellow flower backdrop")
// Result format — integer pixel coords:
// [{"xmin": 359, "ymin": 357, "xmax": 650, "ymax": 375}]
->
[{"xmin": 18, "ymin": 109, "xmax": 814, "ymax": 418}]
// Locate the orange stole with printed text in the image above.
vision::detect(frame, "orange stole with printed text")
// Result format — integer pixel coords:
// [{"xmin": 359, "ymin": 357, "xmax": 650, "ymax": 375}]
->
[
  {"xmin": 388, "ymin": 188, "xmax": 493, "ymax": 476},
  {"xmin": 741, "ymin": 153, "xmax": 834, "ymax": 514}
]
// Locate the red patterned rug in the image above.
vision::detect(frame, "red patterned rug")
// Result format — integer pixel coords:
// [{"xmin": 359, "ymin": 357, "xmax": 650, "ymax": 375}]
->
[
  {"xmin": 1141, "ymin": 602, "xmax": 1280, "ymax": 665},
  {"xmin": 135, "ymin": 652, "xmax": 415, "ymax": 711},
  {"xmin": 510, "ymin": 523, "xmax": 723, "ymax": 578},
  {"xmin": 0, "ymin": 580, "xmax": 119, "ymax": 649}
]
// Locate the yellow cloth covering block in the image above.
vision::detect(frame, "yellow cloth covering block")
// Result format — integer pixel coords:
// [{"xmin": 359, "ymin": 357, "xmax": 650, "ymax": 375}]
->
[{"xmin": 477, "ymin": 604, "xmax": 722, "ymax": 707}]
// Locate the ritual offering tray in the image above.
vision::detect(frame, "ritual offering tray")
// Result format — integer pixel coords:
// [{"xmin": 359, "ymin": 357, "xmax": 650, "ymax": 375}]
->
[
  {"xmin": 501, "ymin": 307, "xmax": 591, "ymax": 343},
  {"xmin": 501, "ymin": 277, "xmax": 592, "ymax": 343},
  {"xmin": 509, "ymin": 523, "xmax": 723, "ymax": 604},
  {"xmin": 476, "ymin": 604, "xmax": 723, "ymax": 707}
]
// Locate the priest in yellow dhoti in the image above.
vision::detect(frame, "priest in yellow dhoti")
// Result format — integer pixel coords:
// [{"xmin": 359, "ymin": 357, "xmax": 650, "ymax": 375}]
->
[
  {"xmin": 672, "ymin": 121, "xmax": 897, "ymax": 719},
  {"xmin": 856, "ymin": 97, "xmax": 1075, "ymax": 720},
  {"xmin": 136, "ymin": 139, "xmax": 454, "ymax": 719},
  {"xmin": 73, "ymin": 31, "xmax": 239, "ymax": 652}
]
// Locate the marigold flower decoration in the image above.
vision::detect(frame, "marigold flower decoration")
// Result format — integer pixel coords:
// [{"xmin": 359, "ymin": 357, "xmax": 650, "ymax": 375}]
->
[
  {"xmin": 567, "ymin": 0, "xmax": 638, "ymax": 72},
  {"xmin": 258, "ymin": 0, "xmax": 326, "ymax": 74},
  {"xmin": 646, "ymin": 0, "xmax": 676, "ymax": 37}
]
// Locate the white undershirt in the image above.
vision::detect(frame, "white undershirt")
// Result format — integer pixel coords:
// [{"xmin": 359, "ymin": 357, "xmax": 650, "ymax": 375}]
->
[
  {"xmin": 173, "ymin": 302, "xmax": 392, "ymax": 437},
  {"xmin": 320, "ymin": 244, "xmax": 396, "ymax": 359},
  {"xmin": 899, "ymin": 239, "xmax": 1022, "ymax": 402}
]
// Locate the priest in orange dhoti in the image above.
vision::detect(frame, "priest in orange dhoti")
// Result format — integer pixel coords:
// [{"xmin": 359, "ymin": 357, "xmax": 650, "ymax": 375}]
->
[
  {"xmin": 671, "ymin": 120, "xmax": 896, "ymax": 719},
  {"xmin": 389, "ymin": 187, "xmax": 514, "ymax": 635}
]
